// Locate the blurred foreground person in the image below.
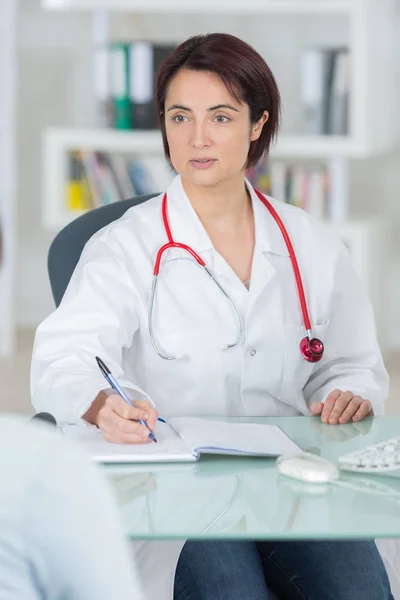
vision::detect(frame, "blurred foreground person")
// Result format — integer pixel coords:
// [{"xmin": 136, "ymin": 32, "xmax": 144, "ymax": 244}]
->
[{"xmin": 0, "ymin": 414, "xmax": 144, "ymax": 600}]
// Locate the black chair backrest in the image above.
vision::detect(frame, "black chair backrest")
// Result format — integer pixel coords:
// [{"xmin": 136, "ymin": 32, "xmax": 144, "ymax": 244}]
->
[{"xmin": 48, "ymin": 194, "xmax": 158, "ymax": 307}]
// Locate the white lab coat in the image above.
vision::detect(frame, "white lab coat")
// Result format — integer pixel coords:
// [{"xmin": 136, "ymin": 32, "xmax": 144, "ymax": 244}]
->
[{"xmin": 31, "ymin": 174, "xmax": 392, "ymax": 599}]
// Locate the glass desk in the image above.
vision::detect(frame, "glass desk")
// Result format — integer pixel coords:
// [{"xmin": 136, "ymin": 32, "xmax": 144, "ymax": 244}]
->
[{"xmin": 103, "ymin": 416, "xmax": 400, "ymax": 541}]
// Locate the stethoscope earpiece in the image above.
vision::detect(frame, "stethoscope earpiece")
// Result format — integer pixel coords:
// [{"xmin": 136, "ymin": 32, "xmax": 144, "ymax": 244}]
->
[{"xmin": 300, "ymin": 337, "xmax": 324, "ymax": 363}]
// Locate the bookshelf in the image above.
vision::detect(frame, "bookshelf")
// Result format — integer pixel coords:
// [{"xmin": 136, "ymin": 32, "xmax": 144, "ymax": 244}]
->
[
  {"xmin": 41, "ymin": 0, "xmax": 398, "ymax": 213},
  {"xmin": 0, "ymin": 0, "xmax": 17, "ymax": 357}
]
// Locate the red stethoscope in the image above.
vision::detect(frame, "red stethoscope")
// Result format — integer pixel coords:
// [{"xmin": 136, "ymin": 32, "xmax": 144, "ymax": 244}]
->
[{"xmin": 148, "ymin": 189, "xmax": 324, "ymax": 363}]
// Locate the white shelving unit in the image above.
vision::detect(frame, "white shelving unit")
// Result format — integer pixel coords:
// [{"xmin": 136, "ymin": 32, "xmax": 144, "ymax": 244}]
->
[
  {"xmin": 40, "ymin": 0, "xmax": 397, "ymax": 342},
  {"xmin": 0, "ymin": 0, "xmax": 17, "ymax": 357},
  {"xmin": 41, "ymin": 0, "xmax": 398, "ymax": 224}
]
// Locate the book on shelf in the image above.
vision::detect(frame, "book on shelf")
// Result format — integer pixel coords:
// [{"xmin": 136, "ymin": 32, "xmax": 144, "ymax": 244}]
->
[
  {"xmin": 300, "ymin": 46, "xmax": 349, "ymax": 136},
  {"xmin": 246, "ymin": 160, "xmax": 328, "ymax": 220},
  {"xmin": 65, "ymin": 151, "xmax": 175, "ymax": 212},
  {"xmin": 93, "ymin": 41, "xmax": 176, "ymax": 131}
]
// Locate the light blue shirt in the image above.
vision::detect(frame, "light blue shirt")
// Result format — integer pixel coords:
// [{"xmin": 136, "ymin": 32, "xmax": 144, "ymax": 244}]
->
[{"xmin": 0, "ymin": 414, "xmax": 144, "ymax": 600}]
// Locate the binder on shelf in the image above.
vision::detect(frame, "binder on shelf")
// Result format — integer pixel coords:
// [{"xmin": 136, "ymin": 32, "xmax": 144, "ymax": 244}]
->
[
  {"xmin": 96, "ymin": 153, "xmax": 122, "ymax": 205},
  {"xmin": 129, "ymin": 42, "xmax": 176, "ymax": 130},
  {"xmin": 328, "ymin": 48, "xmax": 350, "ymax": 135},
  {"xmin": 80, "ymin": 151, "xmax": 103, "ymax": 207},
  {"xmin": 127, "ymin": 159, "xmax": 155, "ymax": 195},
  {"xmin": 106, "ymin": 153, "xmax": 136, "ymax": 200},
  {"xmin": 110, "ymin": 43, "xmax": 132, "ymax": 130},
  {"xmin": 129, "ymin": 41, "xmax": 154, "ymax": 130},
  {"xmin": 66, "ymin": 151, "xmax": 87, "ymax": 212},
  {"xmin": 300, "ymin": 47, "xmax": 336, "ymax": 136},
  {"xmin": 306, "ymin": 167, "xmax": 326, "ymax": 220}
]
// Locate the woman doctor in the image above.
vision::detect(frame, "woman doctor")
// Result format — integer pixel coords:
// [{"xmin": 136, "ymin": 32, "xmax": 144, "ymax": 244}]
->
[{"xmin": 31, "ymin": 33, "xmax": 392, "ymax": 600}]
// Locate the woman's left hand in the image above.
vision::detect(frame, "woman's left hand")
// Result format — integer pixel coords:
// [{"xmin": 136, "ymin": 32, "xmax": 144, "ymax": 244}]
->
[{"xmin": 310, "ymin": 389, "xmax": 374, "ymax": 424}]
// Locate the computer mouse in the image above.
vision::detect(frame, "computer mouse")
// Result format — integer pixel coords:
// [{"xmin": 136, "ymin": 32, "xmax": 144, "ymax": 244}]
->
[{"xmin": 276, "ymin": 452, "xmax": 339, "ymax": 483}]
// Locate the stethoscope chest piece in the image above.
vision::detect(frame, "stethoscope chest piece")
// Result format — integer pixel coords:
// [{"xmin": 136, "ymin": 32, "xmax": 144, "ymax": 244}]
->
[{"xmin": 300, "ymin": 337, "xmax": 324, "ymax": 363}]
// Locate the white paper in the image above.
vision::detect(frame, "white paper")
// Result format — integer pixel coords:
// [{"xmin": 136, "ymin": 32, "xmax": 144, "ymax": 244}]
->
[
  {"xmin": 63, "ymin": 421, "xmax": 195, "ymax": 463},
  {"xmin": 63, "ymin": 418, "xmax": 302, "ymax": 463},
  {"xmin": 169, "ymin": 418, "xmax": 302, "ymax": 458}
]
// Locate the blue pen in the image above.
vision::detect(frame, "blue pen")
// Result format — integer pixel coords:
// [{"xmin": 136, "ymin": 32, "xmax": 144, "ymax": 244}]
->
[{"xmin": 95, "ymin": 356, "xmax": 157, "ymax": 443}]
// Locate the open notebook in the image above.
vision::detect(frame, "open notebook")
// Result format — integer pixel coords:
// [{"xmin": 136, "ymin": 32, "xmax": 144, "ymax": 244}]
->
[{"xmin": 63, "ymin": 417, "xmax": 302, "ymax": 463}]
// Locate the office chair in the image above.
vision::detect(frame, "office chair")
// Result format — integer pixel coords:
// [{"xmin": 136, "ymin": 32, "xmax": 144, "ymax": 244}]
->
[{"xmin": 48, "ymin": 193, "xmax": 158, "ymax": 306}]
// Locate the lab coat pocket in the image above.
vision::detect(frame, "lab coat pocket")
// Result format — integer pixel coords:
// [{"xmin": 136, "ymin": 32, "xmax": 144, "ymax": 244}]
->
[
  {"xmin": 281, "ymin": 320, "xmax": 330, "ymax": 403},
  {"xmin": 146, "ymin": 327, "xmax": 227, "ymax": 416}
]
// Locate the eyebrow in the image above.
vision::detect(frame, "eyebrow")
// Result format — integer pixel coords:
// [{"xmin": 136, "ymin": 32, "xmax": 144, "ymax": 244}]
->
[{"xmin": 166, "ymin": 103, "xmax": 240, "ymax": 113}]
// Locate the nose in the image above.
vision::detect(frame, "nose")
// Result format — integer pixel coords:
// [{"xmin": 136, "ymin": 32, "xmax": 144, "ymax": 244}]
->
[{"xmin": 191, "ymin": 119, "xmax": 211, "ymax": 149}]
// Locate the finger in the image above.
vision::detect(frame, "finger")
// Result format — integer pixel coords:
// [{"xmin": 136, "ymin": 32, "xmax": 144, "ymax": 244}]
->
[
  {"xmin": 133, "ymin": 400, "xmax": 159, "ymax": 431},
  {"xmin": 100, "ymin": 408, "xmax": 152, "ymax": 442},
  {"xmin": 321, "ymin": 390, "xmax": 341, "ymax": 423},
  {"xmin": 352, "ymin": 400, "xmax": 373, "ymax": 422},
  {"xmin": 310, "ymin": 402, "xmax": 323, "ymax": 416},
  {"xmin": 103, "ymin": 428, "xmax": 152, "ymax": 445},
  {"xmin": 338, "ymin": 397, "xmax": 362, "ymax": 424},
  {"xmin": 107, "ymin": 395, "xmax": 150, "ymax": 423},
  {"xmin": 328, "ymin": 391, "xmax": 354, "ymax": 424}
]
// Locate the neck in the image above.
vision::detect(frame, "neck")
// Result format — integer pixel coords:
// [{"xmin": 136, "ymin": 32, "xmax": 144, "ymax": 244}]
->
[{"xmin": 181, "ymin": 174, "xmax": 252, "ymax": 231}]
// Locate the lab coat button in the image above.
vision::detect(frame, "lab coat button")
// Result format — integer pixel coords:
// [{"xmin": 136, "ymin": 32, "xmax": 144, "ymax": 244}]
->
[{"xmin": 250, "ymin": 349, "xmax": 257, "ymax": 356}]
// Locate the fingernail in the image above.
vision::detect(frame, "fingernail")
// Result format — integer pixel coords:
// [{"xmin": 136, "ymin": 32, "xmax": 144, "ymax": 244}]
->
[{"xmin": 143, "ymin": 413, "xmax": 149, "ymax": 420}]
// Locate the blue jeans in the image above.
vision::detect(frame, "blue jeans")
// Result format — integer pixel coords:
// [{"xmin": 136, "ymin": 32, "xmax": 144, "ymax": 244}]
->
[{"xmin": 173, "ymin": 540, "xmax": 393, "ymax": 600}]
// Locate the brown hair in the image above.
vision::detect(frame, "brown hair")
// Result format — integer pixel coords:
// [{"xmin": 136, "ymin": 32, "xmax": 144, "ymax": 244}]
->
[{"xmin": 156, "ymin": 33, "xmax": 281, "ymax": 168}]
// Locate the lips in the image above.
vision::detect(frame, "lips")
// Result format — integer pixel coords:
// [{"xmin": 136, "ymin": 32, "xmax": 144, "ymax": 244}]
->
[
  {"xmin": 190, "ymin": 158, "xmax": 217, "ymax": 169},
  {"xmin": 191, "ymin": 158, "xmax": 216, "ymax": 162}
]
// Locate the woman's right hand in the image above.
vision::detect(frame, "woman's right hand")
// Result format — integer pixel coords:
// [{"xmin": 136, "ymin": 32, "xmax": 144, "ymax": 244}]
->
[{"xmin": 83, "ymin": 392, "xmax": 158, "ymax": 444}]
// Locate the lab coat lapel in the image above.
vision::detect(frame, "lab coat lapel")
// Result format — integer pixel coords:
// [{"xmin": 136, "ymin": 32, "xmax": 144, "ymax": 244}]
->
[
  {"xmin": 248, "ymin": 247, "xmax": 276, "ymax": 302},
  {"xmin": 246, "ymin": 179, "xmax": 290, "ymax": 305}
]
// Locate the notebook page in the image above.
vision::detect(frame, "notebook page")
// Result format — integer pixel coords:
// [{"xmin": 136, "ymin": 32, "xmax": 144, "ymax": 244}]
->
[
  {"xmin": 62, "ymin": 421, "xmax": 196, "ymax": 463},
  {"xmin": 169, "ymin": 418, "xmax": 302, "ymax": 458}
]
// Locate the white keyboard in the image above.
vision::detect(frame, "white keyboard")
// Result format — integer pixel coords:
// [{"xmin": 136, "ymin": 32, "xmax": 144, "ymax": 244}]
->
[{"xmin": 339, "ymin": 436, "xmax": 400, "ymax": 473}]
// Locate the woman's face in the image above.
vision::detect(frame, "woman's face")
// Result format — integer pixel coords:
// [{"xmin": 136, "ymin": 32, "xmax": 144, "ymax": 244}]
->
[{"xmin": 164, "ymin": 69, "xmax": 268, "ymax": 189}]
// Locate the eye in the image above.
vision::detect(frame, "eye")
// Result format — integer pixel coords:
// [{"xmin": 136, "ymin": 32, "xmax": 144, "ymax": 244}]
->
[
  {"xmin": 214, "ymin": 115, "xmax": 230, "ymax": 123},
  {"xmin": 172, "ymin": 114, "xmax": 187, "ymax": 123}
]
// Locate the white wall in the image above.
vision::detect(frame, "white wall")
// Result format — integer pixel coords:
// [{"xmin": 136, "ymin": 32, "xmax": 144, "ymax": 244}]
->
[
  {"xmin": 16, "ymin": 0, "xmax": 400, "ymax": 349},
  {"xmin": 17, "ymin": 0, "xmax": 94, "ymax": 325}
]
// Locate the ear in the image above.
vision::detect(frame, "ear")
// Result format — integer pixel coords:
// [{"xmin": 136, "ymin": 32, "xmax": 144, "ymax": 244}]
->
[{"xmin": 250, "ymin": 111, "xmax": 269, "ymax": 142}]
